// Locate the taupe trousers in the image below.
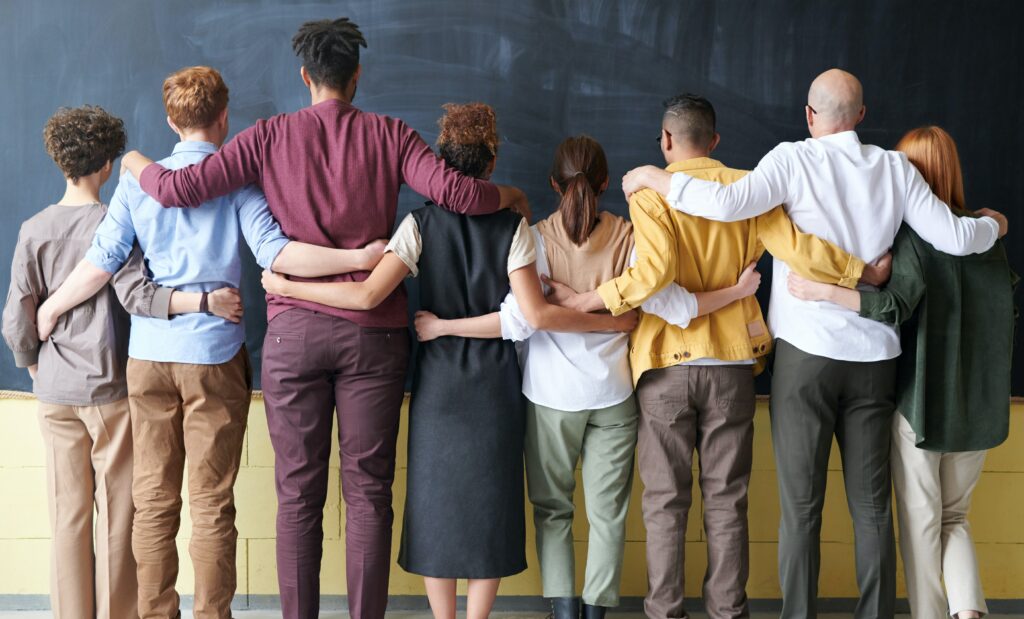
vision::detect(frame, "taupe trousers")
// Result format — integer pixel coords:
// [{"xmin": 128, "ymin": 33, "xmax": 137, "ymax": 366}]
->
[
  {"xmin": 636, "ymin": 364, "xmax": 756, "ymax": 619},
  {"xmin": 37, "ymin": 398, "xmax": 138, "ymax": 619},
  {"xmin": 128, "ymin": 347, "xmax": 252, "ymax": 619}
]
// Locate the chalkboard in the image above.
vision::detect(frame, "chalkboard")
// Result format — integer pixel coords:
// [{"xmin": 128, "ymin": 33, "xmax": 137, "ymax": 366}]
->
[{"xmin": 1, "ymin": 0, "xmax": 1021, "ymax": 393}]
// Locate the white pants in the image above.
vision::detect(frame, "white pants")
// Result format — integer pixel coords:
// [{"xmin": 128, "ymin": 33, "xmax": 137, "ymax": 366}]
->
[{"xmin": 891, "ymin": 413, "xmax": 988, "ymax": 618}]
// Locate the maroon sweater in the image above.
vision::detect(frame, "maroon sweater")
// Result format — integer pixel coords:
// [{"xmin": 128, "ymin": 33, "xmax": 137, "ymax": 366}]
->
[{"xmin": 139, "ymin": 99, "xmax": 500, "ymax": 328}]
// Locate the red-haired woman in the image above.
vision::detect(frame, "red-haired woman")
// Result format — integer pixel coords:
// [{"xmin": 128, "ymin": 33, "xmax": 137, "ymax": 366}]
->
[{"xmin": 787, "ymin": 126, "xmax": 1016, "ymax": 619}]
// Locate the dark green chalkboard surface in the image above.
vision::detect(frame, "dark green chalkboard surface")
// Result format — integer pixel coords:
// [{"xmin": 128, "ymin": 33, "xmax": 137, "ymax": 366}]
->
[{"xmin": 1, "ymin": 0, "xmax": 1020, "ymax": 392}]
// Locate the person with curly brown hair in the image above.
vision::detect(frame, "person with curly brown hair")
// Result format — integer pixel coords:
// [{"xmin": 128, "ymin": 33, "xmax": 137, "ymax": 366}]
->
[
  {"xmin": 260, "ymin": 102, "xmax": 637, "ymax": 619},
  {"xmin": 1, "ymin": 105, "xmax": 240, "ymax": 619},
  {"xmin": 34, "ymin": 66, "xmax": 388, "ymax": 619}
]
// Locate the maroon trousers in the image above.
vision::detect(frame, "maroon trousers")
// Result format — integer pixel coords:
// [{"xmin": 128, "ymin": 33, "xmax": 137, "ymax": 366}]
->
[{"xmin": 261, "ymin": 309, "xmax": 410, "ymax": 619}]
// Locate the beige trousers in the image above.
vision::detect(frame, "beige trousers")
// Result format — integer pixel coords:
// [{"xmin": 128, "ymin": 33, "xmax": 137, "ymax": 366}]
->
[
  {"xmin": 128, "ymin": 348, "xmax": 251, "ymax": 619},
  {"xmin": 37, "ymin": 399, "xmax": 138, "ymax": 619},
  {"xmin": 891, "ymin": 413, "xmax": 988, "ymax": 618}
]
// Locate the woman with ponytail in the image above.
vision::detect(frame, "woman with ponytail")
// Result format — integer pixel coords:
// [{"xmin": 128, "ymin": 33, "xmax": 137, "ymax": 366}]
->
[
  {"xmin": 415, "ymin": 135, "xmax": 740, "ymax": 619},
  {"xmin": 262, "ymin": 109, "xmax": 637, "ymax": 619}
]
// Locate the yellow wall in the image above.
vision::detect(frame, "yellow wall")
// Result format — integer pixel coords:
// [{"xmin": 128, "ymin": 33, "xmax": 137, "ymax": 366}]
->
[{"xmin": 1, "ymin": 395, "xmax": 1022, "ymax": 600}]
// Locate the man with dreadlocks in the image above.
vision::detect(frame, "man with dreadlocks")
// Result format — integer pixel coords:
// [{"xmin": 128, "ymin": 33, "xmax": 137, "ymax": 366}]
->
[{"xmin": 120, "ymin": 17, "xmax": 529, "ymax": 619}]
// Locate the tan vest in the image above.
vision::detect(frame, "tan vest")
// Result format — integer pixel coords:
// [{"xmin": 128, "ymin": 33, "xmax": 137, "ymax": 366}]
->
[{"xmin": 536, "ymin": 210, "xmax": 633, "ymax": 294}]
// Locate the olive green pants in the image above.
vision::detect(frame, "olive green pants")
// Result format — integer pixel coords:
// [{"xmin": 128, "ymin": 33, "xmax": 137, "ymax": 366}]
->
[{"xmin": 524, "ymin": 397, "xmax": 638, "ymax": 606}]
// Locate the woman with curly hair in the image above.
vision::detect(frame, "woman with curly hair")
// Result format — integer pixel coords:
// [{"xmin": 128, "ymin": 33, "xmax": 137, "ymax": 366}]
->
[
  {"xmin": 261, "ymin": 102, "xmax": 636, "ymax": 619},
  {"xmin": 787, "ymin": 126, "xmax": 1017, "ymax": 619}
]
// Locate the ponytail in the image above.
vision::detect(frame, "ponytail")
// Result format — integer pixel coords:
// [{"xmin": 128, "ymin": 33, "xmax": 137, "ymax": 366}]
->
[
  {"xmin": 550, "ymin": 135, "xmax": 608, "ymax": 246},
  {"xmin": 560, "ymin": 172, "xmax": 599, "ymax": 245}
]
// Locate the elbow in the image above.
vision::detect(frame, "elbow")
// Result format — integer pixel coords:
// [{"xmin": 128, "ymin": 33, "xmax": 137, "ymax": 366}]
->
[
  {"xmin": 355, "ymin": 287, "xmax": 387, "ymax": 311},
  {"xmin": 521, "ymin": 305, "xmax": 548, "ymax": 330}
]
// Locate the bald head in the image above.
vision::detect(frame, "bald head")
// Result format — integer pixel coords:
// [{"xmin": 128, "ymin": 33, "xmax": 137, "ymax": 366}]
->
[{"xmin": 807, "ymin": 69, "xmax": 864, "ymax": 134}]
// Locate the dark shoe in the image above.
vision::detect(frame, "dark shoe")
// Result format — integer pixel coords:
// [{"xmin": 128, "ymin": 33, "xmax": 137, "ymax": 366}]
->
[
  {"xmin": 550, "ymin": 597, "xmax": 581, "ymax": 619},
  {"xmin": 582, "ymin": 603, "xmax": 607, "ymax": 619}
]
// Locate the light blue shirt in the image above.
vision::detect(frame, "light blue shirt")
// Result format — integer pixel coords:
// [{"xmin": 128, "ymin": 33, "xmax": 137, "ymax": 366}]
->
[{"xmin": 86, "ymin": 141, "xmax": 290, "ymax": 364}]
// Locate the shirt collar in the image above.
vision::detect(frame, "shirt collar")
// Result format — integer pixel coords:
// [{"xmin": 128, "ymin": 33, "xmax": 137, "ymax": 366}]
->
[
  {"xmin": 817, "ymin": 130, "xmax": 861, "ymax": 145},
  {"xmin": 172, "ymin": 140, "xmax": 219, "ymax": 155},
  {"xmin": 665, "ymin": 156, "xmax": 725, "ymax": 173}
]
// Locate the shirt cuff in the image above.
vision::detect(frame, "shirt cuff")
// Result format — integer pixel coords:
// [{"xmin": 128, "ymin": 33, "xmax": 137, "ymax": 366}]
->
[
  {"xmin": 12, "ymin": 347, "xmax": 39, "ymax": 368},
  {"xmin": 597, "ymin": 280, "xmax": 630, "ymax": 316},
  {"xmin": 642, "ymin": 285, "xmax": 698, "ymax": 328},
  {"xmin": 384, "ymin": 248, "xmax": 418, "ymax": 277},
  {"xmin": 839, "ymin": 256, "xmax": 866, "ymax": 289},
  {"xmin": 150, "ymin": 287, "xmax": 173, "ymax": 320},
  {"xmin": 258, "ymin": 238, "xmax": 291, "ymax": 271},
  {"xmin": 857, "ymin": 290, "xmax": 883, "ymax": 319},
  {"xmin": 665, "ymin": 172, "xmax": 691, "ymax": 205},
  {"xmin": 498, "ymin": 297, "xmax": 534, "ymax": 342},
  {"xmin": 84, "ymin": 246, "xmax": 126, "ymax": 275}
]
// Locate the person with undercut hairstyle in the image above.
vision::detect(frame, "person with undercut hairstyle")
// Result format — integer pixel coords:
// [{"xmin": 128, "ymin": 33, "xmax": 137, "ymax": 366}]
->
[
  {"xmin": 550, "ymin": 93, "xmax": 888, "ymax": 619},
  {"xmin": 2, "ymin": 105, "xmax": 238, "ymax": 619},
  {"xmin": 119, "ymin": 18, "xmax": 530, "ymax": 619},
  {"xmin": 262, "ymin": 103, "xmax": 636, "ymax": 619},
  {"xmin": 413, "ymin": 134, "xmax": 738, "ymax": 619},
  {"xmin": 622, "ymin": 71, "xmax": 1008, "ymax": 619}
]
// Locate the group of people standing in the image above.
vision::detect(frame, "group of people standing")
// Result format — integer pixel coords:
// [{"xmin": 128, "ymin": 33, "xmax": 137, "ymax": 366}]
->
[{"xmin": 2, "ymin": 15, "xmax": 1016, "ymax": 619}]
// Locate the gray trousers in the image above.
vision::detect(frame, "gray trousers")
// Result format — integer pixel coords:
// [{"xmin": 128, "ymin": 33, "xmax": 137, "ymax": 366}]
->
[{"xmin": 770, "ymin": 339, "xmax": 897, "ymax": 619}]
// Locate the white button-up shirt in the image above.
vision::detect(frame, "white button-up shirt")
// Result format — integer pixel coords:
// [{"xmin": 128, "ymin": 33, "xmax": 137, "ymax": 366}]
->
[
  {"xmin": 664, "ymin": 131, "xmax": 999, "ymax": 362},
  {"xmin": 498, "ymin": 228, "xmax": 697, "ymax": 411}
]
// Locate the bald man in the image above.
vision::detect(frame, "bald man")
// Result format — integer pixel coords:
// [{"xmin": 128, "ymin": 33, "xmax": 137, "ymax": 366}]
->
[{"xmin": 620, "ymin": 69, "xmax": 1007, "ymax": 619}]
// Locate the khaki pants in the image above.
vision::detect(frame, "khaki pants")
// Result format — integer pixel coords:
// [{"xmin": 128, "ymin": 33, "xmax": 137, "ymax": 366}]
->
[
  {"xmin": 525, "ymin": 397, "xmax": 638, "ymax": 607},
  {"xmin": 37, "ymin": 399, "xmax": 138, "ymax": 619},
  {"xmin": 636, "ymin": 364, "xmax": 756, "ymax": 619},
  {"xmin": 128, "ymin": 347, "xmax": 251, "ymax": 619},
  {"xmin": 891, "ymin": 413, "xmax": 988, "ymax": 618}
]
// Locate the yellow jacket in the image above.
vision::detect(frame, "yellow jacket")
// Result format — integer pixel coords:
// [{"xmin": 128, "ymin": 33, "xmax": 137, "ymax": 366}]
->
[{"xmin": 597, "ymin": 157, "xmax": 864, "ymax": 384}]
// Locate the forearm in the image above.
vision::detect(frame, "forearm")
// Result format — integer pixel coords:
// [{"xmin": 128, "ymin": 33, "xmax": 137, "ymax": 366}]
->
[
  {"xmin": 821, "ymin": 286, "xmax": 862, "ymax": 312},
  {"xmin": 274, "ymin": 279, "xmax": 382, "ymax": 311},
  {"xmin": 663, "ymin": 159, "xmax": 784, "ymax": 222},
  {"xmin": 45, "ymin": 260, "xmax": 114, "ymax": 316},
  {"xmin": 638, "ymin": 167, "xmax": 672, "ymax": 197},
  {"xmin": 568, "ymin": 289, "xmax": 606, "ymax": 313},
  {"xmin": 271, "ymin": 242, "xmax": 372, "ymax": 278},
  {"xmin": 528, "ymin": 302, "xmax": 618, "ymax": 333},
  {"xmin": 168, "ymin": 291, "xmax": 202, "ymax": 315},
  {"xmin": 122, "ymin": 151, "xmax": 154, "ymax": 184},
  {"xmin": 694, "ymin": 286, "xmax": 744, "ymax": 316},
  {"xmin": 436, "ymin": 314, "xmax": 502, "ymax": 339},
  {"xmin": 134, "ymin": 128, "xmax": 261, "ymax": 207}
]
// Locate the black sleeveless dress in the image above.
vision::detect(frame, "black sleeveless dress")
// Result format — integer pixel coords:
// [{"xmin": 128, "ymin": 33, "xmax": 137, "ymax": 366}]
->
[{"xmin": 397, "ymin": 204, "xmax": 527, "ymax": 578}]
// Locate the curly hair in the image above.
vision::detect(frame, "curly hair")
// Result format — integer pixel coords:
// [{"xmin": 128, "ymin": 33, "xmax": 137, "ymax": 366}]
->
[
  {"xmin": 436, "ymin": 102, "xmax": 498, "ymax": 179},
  {"xmin": 163, "ymin": 66, "xmax": 229, "ymax": 130},
  {"xmin": 292, "ymin": 18, "xmax": 367, "ymax": 92},
  {"xmin": 43, "ymin": 105, "xmax": 126, "ymax": 182}
]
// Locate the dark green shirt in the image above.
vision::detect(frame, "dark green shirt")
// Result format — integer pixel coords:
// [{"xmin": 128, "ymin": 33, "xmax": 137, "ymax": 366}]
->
[{"xmin": 859, "ymin": 218, "xmax": 1017, "ymax": 452}]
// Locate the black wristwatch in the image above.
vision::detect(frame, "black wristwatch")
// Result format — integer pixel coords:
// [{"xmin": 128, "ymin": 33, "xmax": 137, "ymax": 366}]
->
[{"xmin": 200, "ymin": 291, "xmax": 211, "ymax": 315}]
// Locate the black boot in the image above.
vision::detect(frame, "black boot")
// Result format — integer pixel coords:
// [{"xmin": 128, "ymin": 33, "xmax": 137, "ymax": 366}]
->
[
  {"xmin": 582, "ymin": 603, "xmax": 607, "ymax": 619},
  {"xmin": 550, "ymin": 597, "xmax": 581, "ymax": 619}
]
